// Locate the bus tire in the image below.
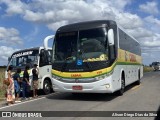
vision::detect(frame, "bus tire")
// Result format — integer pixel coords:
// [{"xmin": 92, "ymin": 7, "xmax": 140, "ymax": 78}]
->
[
  {"xmin": 43, "ymin": 79, "xmax": 52, "ymax": 95},
  {"xmin": 135, "ymin": 70, "xmax": 141, "ymax": 85},
  {"xmin": 117, "ymin": 74, "xmax": 125, "ymax": 96}
]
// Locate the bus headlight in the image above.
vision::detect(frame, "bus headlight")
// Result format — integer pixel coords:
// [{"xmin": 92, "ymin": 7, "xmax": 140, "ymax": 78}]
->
[
  {"xmin": 95, "ymin": 71, "xmax": 113, "ymax": 80},
  {"xmin": 95, "ymin": 74, "xmax": 106, "ymax": 80},
  {"xmin": 52, "ymin": 74, "xmax": 61, "ymax": 80},
  {"xmin": 105, "ymin": 84, "xmax": 110, "ymax": 88}
]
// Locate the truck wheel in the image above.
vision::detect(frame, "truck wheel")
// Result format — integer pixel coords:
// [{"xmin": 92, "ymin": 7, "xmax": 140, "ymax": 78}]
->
[{"xmin": 43, "ymin": 80, "xmax": 51, "ymax": 95}]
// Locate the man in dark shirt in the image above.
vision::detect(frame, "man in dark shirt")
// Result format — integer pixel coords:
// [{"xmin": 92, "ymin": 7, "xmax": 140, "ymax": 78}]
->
[
  {"xmin": 32, "ymin": 64, "xmax": 39, "ymax": 98},
  {"xmin": 22, "ymin": 65, "xmax": 30, "ymax": 100}
]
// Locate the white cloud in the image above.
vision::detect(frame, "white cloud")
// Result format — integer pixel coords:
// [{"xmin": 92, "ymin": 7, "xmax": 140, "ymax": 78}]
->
[
  {"xmin": 143, "ymin": 40, "xmax": 160, "ymax": 47},
  {"xmin": 116, "ymin": 13, "xmax": 143, "ymax": 29},
  {"xmin": 105, "ymin": 0, "xmax": 132, "ymax": 11},
  {"xmin": 0, "ymin": 0, "xmax": 135, "ymax": 29},
  {"xmin": 142, "ymin": 47, "xmax": 160, "ymax": 52},
  {"xmin": 0, "ymin": 0, "xmax": 27, "ymax": 15},
  {"xmin": 23, "ymin": 10, "xmax": 44, "ymax": 23},
  {"xmin": 148, "ymin": 33, "xmax": 160, "ymax": 46},
  {"xmin": 127, "ymin": 27, "xmax": 153, "ymax": 39},
  {"xmin": 0, "ymin": 27, "xmax": 23, "ymax": 45},
  {"xmin": 0, "ymin": 46, "xmax": 19, "ymax": 65},
  {"xmin": 144, "ymin": 16, "xmax": 160, "ymax": 28},
  {"xmin": 139, "ymin": 1, "xmax": 159, "ymax": 15},
  {"xmin": 1, "ymin": 0, "xmax": 160, "ymax": 65},
  {"xmin": 47, "ymin": 20, "xmax": 69, "ymax": 31}
]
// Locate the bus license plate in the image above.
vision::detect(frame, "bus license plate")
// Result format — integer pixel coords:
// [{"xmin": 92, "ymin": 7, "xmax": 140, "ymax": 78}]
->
[{"xmin": 72, "ymin": 85, "xmax": 83, "ymax": 90}]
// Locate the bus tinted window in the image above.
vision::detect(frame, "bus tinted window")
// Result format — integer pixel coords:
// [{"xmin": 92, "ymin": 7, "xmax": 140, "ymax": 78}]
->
[{"xmin": 119, "ymin": 28, "xmax": 141, "ymax": 55}]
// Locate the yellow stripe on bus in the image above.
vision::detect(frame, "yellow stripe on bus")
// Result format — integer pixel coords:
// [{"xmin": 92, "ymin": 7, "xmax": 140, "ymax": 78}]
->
[{"xmin": 52, "ymin": 49, "xmax": 142, "ymax": 79}]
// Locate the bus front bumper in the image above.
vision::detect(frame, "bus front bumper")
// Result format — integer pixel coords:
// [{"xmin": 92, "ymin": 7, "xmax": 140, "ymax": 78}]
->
[{"xmin": 52, "ymin": 76, "xmax": 114, "ymax": 93}]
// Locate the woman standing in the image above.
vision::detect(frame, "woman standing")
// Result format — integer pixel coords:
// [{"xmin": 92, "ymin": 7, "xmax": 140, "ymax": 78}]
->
[
  {"xmin": 32, "ymin": 64, "xmax": 39, "ymax": 98},
  {"xmin": 13, "ymin": 68, "xmax": 22, "ymax": 102},
  {"xmin": 6, "ymin": 65, "xmax": 15, "ymax": 105}
]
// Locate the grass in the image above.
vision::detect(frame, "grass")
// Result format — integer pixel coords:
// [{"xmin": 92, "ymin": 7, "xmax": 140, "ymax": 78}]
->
[
  {"xmin": 0, "ymin": 67, "xmax": 6, "ymax": 101},
  {"xmin": 143, "ymin": 66, "xmax": 154, "ymax": 72},
  {"xmin": 0, "ymin": 93, "xmax": 5, "ymax": 102}
]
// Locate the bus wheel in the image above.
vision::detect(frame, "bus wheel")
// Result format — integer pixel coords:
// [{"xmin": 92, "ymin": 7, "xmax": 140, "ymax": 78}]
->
[
  {"xmin": 43, "ymin": 80, "xmax": 51, "ymax": 95},
  {"xmin": 117, "ymin": 76, "xmax": 125, "ymax": 96},
  {"xmin": 135, "ymin": 71, "xmax": 141, "ymax": 85}
]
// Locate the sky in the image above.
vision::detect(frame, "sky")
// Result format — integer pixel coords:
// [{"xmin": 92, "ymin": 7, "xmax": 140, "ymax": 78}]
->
[{"xmin": 0, "ymin": 0, "xmax": 160, "ymax": 66}]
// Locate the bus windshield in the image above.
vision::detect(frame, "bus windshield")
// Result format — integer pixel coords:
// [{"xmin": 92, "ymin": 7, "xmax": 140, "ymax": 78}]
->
[
  {"xmin": 53, "ymin": 27, "xmax": 108, "ymax": 63},
  {"xmin": 9, "ymin": 50, "xmax": 39, "ymax": 68},
  {"xmin": 79, "ymin": 28, "xmax": 108, "ymax": 62},
  {"xmin": 152, "ymin": 62, "xmax": 160, "ymax": 66},
  {"xmin": 53, "ymin": 32, "xmax": 77, "ymax": 63}
]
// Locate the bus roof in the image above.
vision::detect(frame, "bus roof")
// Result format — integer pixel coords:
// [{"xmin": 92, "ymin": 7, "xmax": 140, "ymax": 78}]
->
[
  {"xmin": 57, "ymin": 20, "xmax": 116, "ymax": 32},
  {"xmin": 12, "ymin": 47, "xmax": 40, "ymax": 55},
  {"xmin": 11, "ymin": 47, "xmax": 52, "ymax": 55},
  {"xmin": 56, "ymin": 20, "xmax": 140, "ymax": 45}
]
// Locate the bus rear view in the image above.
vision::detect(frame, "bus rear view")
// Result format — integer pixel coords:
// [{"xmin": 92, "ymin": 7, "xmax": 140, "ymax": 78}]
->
[{"xmin": 51, "ymin": 20, "xmax": 143, "ymax": 95}]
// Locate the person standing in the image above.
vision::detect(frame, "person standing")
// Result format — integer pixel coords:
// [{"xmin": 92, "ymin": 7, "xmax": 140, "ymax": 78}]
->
[
  {"xmin": 13, "ymin": 68, "xmax": 22, "ymax": 103},
  {"xmin": 32, "ymin": 64, "xmax": 39, "ymax": 98},
  {"xmin": 6, "ymin": 65, "xmax": 15, "ymax": 105},
  {"xmin": 22, "ymin": 65, "xmax": 30, "ymax": 100}
]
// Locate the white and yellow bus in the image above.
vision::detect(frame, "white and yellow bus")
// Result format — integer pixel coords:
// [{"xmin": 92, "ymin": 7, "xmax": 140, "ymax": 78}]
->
[
  {"xmin": 51, "ymin": 20, "xmax": 143, "ymax": 95},
  {"xmin": 6, "ymin": 35, "xmax": 54, "ymax": 94}
]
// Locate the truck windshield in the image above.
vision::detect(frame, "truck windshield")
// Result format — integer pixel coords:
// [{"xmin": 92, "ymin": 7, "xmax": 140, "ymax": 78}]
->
[{"xmin": 9, "ymin": 50, "xmax": 39, "ymax": 68}]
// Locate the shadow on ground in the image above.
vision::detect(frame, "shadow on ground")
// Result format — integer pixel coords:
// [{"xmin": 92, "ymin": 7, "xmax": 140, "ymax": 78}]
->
[
  {"xmin": 155, "ymin": 106, "xmax": 160, "ymax": 120},
  {"xmin": 46, "ymin": 82, "xmax": 140, "ymax": 102}
]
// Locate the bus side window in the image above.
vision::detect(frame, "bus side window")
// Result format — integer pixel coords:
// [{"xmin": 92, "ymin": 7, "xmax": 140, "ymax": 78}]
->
[{"xmin": 39, "ymin": 50, "xmax": 49, "ymax": 67}]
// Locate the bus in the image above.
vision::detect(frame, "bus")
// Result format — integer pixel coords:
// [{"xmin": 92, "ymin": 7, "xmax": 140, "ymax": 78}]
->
[
  {"xmin": 6, "ymin": 35, "xmax": 54, "ymax": 94},
  {"xmin": 50, "ymin": 20, "xmax": 143, "ymax": 95},
  {"xmin": 152, "ymin": 62, "xmax": 160, "ymax": 71}
]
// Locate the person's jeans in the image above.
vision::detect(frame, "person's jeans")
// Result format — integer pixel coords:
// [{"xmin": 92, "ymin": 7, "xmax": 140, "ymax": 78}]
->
[{"xmin": 22, "ymin": 81, "xmax": 29, "ymax": 98}]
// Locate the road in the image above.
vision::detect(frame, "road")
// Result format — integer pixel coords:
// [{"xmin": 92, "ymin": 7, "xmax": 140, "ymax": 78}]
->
[{"xmin": 0, "ymin": 71, "xmax": 159, "ymax": 120}]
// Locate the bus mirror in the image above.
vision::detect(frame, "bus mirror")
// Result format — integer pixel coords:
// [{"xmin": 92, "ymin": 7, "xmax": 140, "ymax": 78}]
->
[
  {"xmin": 44, "ymin": 35, "xmax": 55, "ymax": 50},
  {"xmin": 8, "ymin": 57, "xmax": 11, "ymax": 62},
  {"xmin": 108, "ymin": 29, "xmax": 114, "ymax": 46}
]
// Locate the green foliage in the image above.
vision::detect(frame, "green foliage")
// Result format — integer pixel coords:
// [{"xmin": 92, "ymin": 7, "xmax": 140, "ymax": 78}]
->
[
  {"xmin": 143, "ymin": 66, "xmax": 154, "ymax": 72},
  {"xmin": 0, "ymin": 68, "xmax": 6, "ymax": 100}
]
